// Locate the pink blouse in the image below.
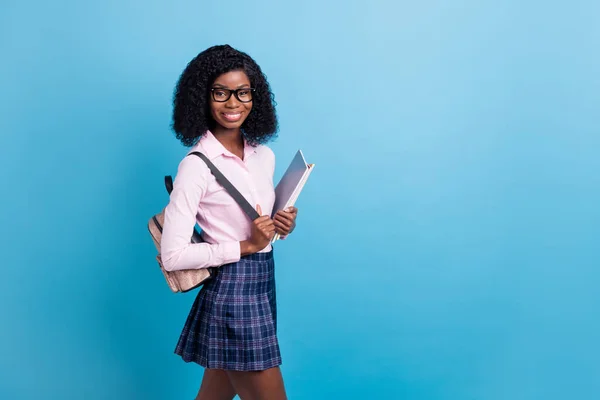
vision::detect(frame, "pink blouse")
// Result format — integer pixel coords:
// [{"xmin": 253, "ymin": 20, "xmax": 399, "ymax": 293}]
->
[{"xmin": 160, "ymin": 131, "xmax": 276, "ymax": 271}]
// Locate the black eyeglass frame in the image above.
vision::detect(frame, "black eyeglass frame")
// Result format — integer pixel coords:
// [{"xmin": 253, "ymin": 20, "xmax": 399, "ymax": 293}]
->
[{"xmin": 210, "ymin": 88, "xmax": 256, "ymax": 103}]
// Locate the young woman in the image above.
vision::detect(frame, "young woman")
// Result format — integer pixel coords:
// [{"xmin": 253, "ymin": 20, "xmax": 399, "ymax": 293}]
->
[{"xmin": 160, "ymin": 45, "xmax": 297, "ymax": 400}]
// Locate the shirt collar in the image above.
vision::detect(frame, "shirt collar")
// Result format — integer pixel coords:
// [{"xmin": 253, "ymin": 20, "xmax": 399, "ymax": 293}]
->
[{"xmin": 198, "ymin": 130, "xmax": 257, "ymax": 161}]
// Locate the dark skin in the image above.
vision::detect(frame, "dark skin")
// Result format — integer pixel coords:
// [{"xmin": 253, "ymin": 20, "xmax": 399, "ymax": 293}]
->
[{"xmin": 195, "ymin": 70, "xmax": 295, "ymax": 400}]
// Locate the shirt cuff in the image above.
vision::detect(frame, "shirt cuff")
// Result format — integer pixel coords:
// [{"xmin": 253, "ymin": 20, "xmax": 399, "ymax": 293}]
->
[{"xmin": 219, "ymin": 241, "xmax": 241, "ymax": 265}]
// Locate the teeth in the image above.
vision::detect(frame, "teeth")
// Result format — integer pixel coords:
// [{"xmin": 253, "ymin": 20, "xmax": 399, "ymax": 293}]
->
[{"xmin": 223, "ymin": 113, "xmax": 241, "ymax": 121}]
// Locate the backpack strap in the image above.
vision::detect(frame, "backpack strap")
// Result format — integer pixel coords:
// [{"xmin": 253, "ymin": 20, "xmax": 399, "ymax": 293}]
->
[
  {"xmin": 163, "ymin": 152, "xmax": 260, "ymax": 222},
  {"xmin": 164, "ymin": 176, "xmax": 174, "ymax": 194}
]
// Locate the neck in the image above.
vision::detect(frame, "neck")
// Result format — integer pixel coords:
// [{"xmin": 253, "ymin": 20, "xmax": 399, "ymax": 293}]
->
[{"xmin": 212, "ymin": 127, "xmax": 244, "ymax": 157}]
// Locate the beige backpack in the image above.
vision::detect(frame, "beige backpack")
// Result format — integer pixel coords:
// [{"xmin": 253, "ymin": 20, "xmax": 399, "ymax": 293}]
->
[{"xmin": 148, "ymin": 152, "xmax": 259, "ymax": 293}]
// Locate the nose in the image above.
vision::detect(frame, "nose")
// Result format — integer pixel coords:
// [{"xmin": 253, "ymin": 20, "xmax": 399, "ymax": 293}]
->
[{"xmin": 225, "ymin": 94, "xmax": 241, "ymax": 108}]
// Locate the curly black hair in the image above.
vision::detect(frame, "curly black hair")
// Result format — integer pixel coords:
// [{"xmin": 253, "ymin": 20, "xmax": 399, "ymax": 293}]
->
[{"xmin": 171, "ymin": 45, "xmax": 278, "ymax": 147}]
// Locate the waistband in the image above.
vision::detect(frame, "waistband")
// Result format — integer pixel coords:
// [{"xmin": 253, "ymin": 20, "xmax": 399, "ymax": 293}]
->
[{"xmin": 240, "ymin": 249, "xmax": 274, "ymax": 262}]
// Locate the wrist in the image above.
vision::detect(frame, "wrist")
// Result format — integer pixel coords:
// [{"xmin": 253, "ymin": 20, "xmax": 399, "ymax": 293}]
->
[{"xmin": 240, "ymin": 240, "xmax": 258, "ymax": 256}]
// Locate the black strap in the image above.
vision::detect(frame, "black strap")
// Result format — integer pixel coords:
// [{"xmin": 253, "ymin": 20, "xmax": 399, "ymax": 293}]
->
[
  {"xmin": 163, "ymin": 152, "xmax": 260, "ymax": 221},
  {"xmin": 187, "ymin": 151, "xmax": 261, "ymax": 221},
  {"xmin": 165, "ymin": 176, "xmax": 174, "ymax": 194},
  {"xmin": 162, "ymin": 152, "xmax": 258, "ymax": 245}
]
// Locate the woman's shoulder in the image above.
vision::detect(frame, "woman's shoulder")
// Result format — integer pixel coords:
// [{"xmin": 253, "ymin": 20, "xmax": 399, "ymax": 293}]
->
[{"xmin": 173, "ymin": 147, "xmax": 212, "ymax": 187}]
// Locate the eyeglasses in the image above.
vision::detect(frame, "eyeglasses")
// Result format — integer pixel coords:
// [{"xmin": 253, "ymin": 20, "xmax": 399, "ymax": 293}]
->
[{"xmin": 210, "ymin": 87, "xmax": 255, "ymax": 103}]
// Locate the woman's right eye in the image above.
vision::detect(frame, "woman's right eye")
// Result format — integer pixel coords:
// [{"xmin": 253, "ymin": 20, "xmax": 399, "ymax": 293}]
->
[{"xmin": 214, "ymin": 90, "xmax": 226, "ymax": 97}]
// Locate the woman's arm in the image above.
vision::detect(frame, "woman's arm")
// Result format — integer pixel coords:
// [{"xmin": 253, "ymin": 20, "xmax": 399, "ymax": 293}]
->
[{"xmin": 160, "ymin": 156, "xmax": 241, "ymax": 271}]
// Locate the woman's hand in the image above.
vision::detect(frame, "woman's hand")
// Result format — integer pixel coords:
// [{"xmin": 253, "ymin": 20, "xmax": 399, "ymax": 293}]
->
[
  {"xmin": 274, "ymin": 207, "xmax": 298, "ymax": 237},
  {"xmin": 241, "ymin": 204, "xmax": 276, "ymax": 255}
]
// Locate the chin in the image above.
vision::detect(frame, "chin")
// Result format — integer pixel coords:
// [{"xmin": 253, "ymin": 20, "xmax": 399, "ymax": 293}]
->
[
  {"xmin": 219, "ymin": 119, "xmax": 246, "ymax": 130},
  {"xmin": 222, "ymin": 122, "xmax": 243, "ymax": 130}
]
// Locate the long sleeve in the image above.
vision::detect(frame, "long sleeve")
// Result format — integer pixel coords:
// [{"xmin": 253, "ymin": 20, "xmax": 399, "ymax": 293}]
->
[{"xmin": 160, "ymin": 156, "xmax": 241, "ymax": 271}]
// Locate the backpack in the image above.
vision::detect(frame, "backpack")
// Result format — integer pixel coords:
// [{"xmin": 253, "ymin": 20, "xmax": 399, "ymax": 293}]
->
[{"xmin": 148, "ymin": 151, "xmax": 259, "ymax": 293}]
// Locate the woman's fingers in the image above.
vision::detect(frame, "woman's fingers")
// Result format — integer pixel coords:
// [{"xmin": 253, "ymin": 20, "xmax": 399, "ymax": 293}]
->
[
  {"xmin": 274, "ymin": 216, "xmax": 292, "ymax": 230},
  {"xmin": 286, "ymin": 207, "xmax": 298, "ymax": 215},
  {"xmin": 257, "ymin": 219, "xmax": 275, "ymax": 236},
  {"xmin": 274, "ymin": 224, "xmax": 289, "ymax": 235},
  {"xmin": 275, "ymin": 211, "xmax": 294, "ymax": 225}
]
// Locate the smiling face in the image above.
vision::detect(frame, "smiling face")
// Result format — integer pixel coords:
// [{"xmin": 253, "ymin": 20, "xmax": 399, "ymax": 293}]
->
[{"xmin": 209, "ymin": 70, "xmax": 253, "ymax": 132}]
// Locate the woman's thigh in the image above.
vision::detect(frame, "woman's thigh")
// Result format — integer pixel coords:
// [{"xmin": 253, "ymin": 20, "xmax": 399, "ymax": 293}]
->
[
  {"xmin": 226, "ymin": 367, "xmax": 287, "ymax": 400},
  {"xmin": 196, "ymin": 368, "xmax": 237, "ymax": 400}
]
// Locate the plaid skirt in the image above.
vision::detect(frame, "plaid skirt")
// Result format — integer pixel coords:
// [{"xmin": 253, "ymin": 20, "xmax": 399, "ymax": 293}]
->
[{"xmin": 174, "ymin": 250, "xmax": 281, "ymax": 371}]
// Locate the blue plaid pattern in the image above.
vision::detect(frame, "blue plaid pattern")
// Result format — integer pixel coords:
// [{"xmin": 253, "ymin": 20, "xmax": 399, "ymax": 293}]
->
[{"xmin": 175, "ymin": 250, "xmax": 281, "ymax": 371}]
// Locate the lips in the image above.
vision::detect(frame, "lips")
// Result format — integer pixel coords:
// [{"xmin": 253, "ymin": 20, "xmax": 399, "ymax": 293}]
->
[{"xmin": 222, "ymin": 112, "xmax": 242, "ymax": 122}]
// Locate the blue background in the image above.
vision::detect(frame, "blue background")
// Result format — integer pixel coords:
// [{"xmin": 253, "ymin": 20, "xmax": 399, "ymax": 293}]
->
[{"xmin": 2, "ymin": 0, "xmax": 599, "ymax": 399}]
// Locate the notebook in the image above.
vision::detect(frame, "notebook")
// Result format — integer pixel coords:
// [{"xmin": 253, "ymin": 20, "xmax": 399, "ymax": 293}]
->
[{"xmin": 271, "ymin": 150, "xmax": 315, "ymax": 242}]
